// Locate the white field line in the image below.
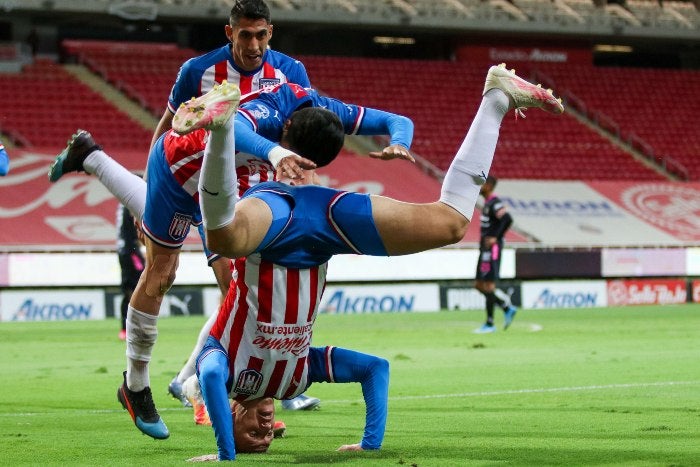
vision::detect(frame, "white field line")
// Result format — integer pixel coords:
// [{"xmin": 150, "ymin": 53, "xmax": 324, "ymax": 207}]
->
[{"xmin": 5, "ymin": 380, "xmax": 699, "ymax": 417}]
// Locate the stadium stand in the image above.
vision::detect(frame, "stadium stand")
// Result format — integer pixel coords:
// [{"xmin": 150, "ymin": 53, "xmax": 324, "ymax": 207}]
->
[
  {"xmin": 62, "ymin": 40, "xmax": 196, "ymax": 116},
  {"xmin": 0, "ymin": 58, "xmax": 152, "ymax": 150},
  {"xmin": 299, "ymin": 55, "xmax": 666, "ymax": 180},
  {"xmin": 534, "ymin": 62, "xmax": 700, "ymax": 180}
]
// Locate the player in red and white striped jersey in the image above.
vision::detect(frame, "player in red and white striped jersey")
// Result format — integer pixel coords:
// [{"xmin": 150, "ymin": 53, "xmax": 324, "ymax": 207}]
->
[
  {"xmin": 187, "ymin": 64, "xmax": 564, "ymax": 459},
  {"xmin": 150, "ymin": 0, "xmax": 309, "ymax": 149}
]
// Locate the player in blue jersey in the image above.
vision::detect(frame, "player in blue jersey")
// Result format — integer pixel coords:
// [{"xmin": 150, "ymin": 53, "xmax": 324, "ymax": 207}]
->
[
  {"xmin": 175, "ymin": 63, "xmax": 563, "ymax": 460},
  {"xmin": 151, "ymin": 0, "xmax": 310, "ymax": 149},
  {"xmin": 149, "ymin": 0, "xmax": 311, "ymax": 411}
]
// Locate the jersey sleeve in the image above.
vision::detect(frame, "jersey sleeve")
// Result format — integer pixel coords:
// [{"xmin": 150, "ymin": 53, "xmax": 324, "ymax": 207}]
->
[
  {"xmin": 167, "ymin": 59, "xmax": 199, "ymax": 114},
  {"xmin": 233, "ymin": 110, "xmax": 279, "ymax": 162},
  {"xmin": 285, "ymin": 60, "xmax": 311, "ymax": 88},
  {"xmin": 314, "ymin": 95, "xmax": 414, "ymax": 149}
]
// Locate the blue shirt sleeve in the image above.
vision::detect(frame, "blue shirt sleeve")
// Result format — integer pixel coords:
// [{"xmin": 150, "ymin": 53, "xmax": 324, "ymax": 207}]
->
[
  {"xmin": 327, "ymin": 347, "xmax": 390, "ymax": 450},
  {"xmin": 0, "ymin": 145, "xmax": 9, "ymax": 176},
  {"xmin": 198, "ymin": 344, "xmax": 236, "ymax": 460},
  {"xmin": 167, "ymin": 59, "xmax": 199, "ymax": 114},
  {"xmin": 312, "ymin": 94, "xmax": 414, "ymax": 149},
  {"xmin": 358, "ymin": 108, "xmax": 413, "ymax": 149},
  {"xmin": 234, "ymin": 111, "xmax": 278, "ymax": 161}
]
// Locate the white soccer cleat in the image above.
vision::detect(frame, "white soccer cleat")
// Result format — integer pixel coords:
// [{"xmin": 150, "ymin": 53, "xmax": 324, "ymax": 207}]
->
[
  {"xmin": 483, "ymin": 63, "xmax": 564, "ymax": 116},
  {"xmin": 172, "ymin": 80, "xmax": 241, "ymax": 135}
]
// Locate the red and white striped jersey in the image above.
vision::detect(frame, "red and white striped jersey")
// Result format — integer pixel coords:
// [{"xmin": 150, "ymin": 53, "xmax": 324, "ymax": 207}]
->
[
  {"xmin": 161, "ymin": 129, "xmax": 275, "ymax": 200},
  {"xmin": 167, "ymin": 45, "xmax": 310, "ymax": 114},
  {"xmin": 210, "ymin": 254, "xmax": 328, "ymax": 401}
]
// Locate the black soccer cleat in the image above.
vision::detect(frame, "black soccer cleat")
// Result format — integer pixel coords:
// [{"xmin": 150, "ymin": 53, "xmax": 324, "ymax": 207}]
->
[
  {"xmin": 117, "ymin": 371, "xmax": 169, "ymax": 439},
  {"xmin": 48, "ymin": 129, "xmax": 102, "ymax": 182}
]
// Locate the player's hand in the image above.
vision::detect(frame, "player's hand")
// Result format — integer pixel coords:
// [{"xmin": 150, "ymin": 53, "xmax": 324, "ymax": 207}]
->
[
  {"xmin": 368, "ymin": 144, "xmax": 414, "ymax": 163},
  {"xmin": 483, "ymin": 236, "xmax": 497, "ymax": 248},
  {"xmin": 186, "ymin": 453, "xmax": 218, "ymax": 462},
  {"xmin": 337, "ymin": 443, "xmax": 364, "ymax": 452},
  {"xmin": 276, "ymin": 154, "xmax": 317, "ymax": 180}
]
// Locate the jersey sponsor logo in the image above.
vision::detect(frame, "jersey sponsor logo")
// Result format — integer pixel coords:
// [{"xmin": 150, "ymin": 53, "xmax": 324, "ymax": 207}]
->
[
  {"xmin": 168, "ymin": 212, "xmax": 192, "ymax": 240},
  {"xmin": 258, "ymin": 78, "xmax": 281, "ymax": 90},
  {"xmin": 252, "ymin": 334, "xmax": 310, "ymax": 356},
  {"xmin": 235, "ymin": 369, "xmax": 264, "ymax": 396}
]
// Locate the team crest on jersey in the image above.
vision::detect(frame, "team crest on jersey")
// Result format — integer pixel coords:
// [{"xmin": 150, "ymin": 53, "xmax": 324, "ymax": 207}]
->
[
  {"xmin": 258, "ymin": 78, "xmax": 281, "ymax": 91},
  {"xmin": 168, "ymin": 212, "xmax": 192, "ymax": 240},
  {"xmin": 249, "ymin": 104, "xmax": 270, "ymax": 120},
  {"xmin": 234, "ymin": 369, "xmax": 264, "ymax": 395}
]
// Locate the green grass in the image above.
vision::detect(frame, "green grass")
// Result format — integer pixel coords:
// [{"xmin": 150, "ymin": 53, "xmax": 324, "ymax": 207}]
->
[{"xmin": 1, "ymin": 305, "xmax": 699, "ymax": 465}]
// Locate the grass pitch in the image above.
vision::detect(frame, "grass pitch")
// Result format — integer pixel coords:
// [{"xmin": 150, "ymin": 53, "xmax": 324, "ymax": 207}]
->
[{"xmin": 1, "ymin": 304, "xmax": 699, "ymax": 466}]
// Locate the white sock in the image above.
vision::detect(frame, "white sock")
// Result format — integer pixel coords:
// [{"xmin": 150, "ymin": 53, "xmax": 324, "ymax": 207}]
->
[
  {"xmin": 176, "ymin": 311, "xmax": 218, "ymax": 383},
  {"xmin": 125, "ymin": 305, "xmax": 158, "ymax": 391},
  {"xmin": 199, "ymin": 119, "xmax": 238, "ymax": 229},
  {"xmin": 84, "ymin": 150, "xmax": 146, "ymax": 221},
  {"xmin": 439, "ymin": 89, "xmax": 510, "ymax": 220}
]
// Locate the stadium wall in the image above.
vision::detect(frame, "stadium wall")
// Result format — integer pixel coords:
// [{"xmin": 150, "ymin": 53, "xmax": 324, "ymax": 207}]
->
[{"xmin": 1, "ymin": 247, "xmax": 699, "ymax": 321}]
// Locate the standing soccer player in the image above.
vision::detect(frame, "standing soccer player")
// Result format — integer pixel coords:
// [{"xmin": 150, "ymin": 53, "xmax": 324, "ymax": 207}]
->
[
  {"xmin": 116, "ymin": 203, "xmax": 145, "ymax": 341},
  {"xmin": 148, "ymin": 0, "xmax": 315, "ymax": 411},
  {"xmin": 473, "ymin": 176, "xmax": 517, "ymax": 334}
]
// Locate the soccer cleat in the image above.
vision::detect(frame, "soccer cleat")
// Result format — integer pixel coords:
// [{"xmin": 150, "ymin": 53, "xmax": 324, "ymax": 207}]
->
[
  {"xmin": 117, "ymin": 371, "xmax": 170, "ymax": 439},
  {"xmin": 168, "ymin": 376, "xmax": 193, "ymax": 408},
  {"xmin": 47, "ymin": 129, "xmax": 102, "ymax": 182},
  {"xmin": 281, "ymin": 394, "xmax": 321, "ymax": 411},
  {"xmin": 483, "ymin": 63, "xmax": 564, "ymax": 116},
  {"xmin": 473, "ymin": 323, "xmax": 497, "ymax": 334},
  {"xmin": 172, "ymin": 80, "xmax": 241, "ymax": 135},
  {"xmin": 118, "ymin": 329, "xmax": 127, "ymax": 341},
  {"xmin": 190, "ymin": 397, "xmax": 211, "ymax": 426},
  {"xmin": 273, "ymin": 420, "xmax": 287, "ymax": 438},
  {"xmin": 504, "ymin": 306, "xmax": 518, "ymax": 330}
]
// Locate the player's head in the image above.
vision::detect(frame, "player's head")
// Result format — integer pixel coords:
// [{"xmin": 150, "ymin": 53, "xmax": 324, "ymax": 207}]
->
[
  {"xmin": 232, "ymin": 397, "xmax": 275, "ymax": 453},
  {"xmin": 284, "ymin": 107, "xmax": 345, "ymax": 168},
  {"xmin": 226, "ymin": 0, "xmax": 273, "ymax": 71},
  {"xmin": 480, "ymin": 175, "xmax": 497, "ymax": 196}
]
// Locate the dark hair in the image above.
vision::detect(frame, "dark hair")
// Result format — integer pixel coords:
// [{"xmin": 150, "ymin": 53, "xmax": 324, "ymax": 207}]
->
[
  {"xmin": 286, "ymin": 107, "xmax": 345, "ymax": 168},
  {"xmin": 230, "ymin": 0, "xmax": 271, "ymax": 25},
  {"xmin": 486, "ymin": 175, "xmax": 498, "ymax": 188}
]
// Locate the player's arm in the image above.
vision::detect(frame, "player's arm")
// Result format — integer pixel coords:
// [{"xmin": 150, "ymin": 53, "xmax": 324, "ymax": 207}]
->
[
  {"xmin": 151, "ymin": 59, "xmax": 197, "ymax": 150},
  {"xmin": 494, "ymin": 206, "xmax": 513, "ymax": 239},
  {"xmin": 328, "ymin": 347, "xmax": 390, "ymax": 451},
  {"xmin": 320, "ymin": 97, "xmax": 414, "ymax": 162},
  {"xmin": 150, "ymin": 110, "xmax": 174, "ymax": 150},
  {"xmin": 198, "ymin": 346, "xmax": 236, "ymax": 460}
]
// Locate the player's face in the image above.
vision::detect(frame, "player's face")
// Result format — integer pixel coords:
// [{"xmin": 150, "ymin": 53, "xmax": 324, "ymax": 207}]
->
[
  {"xmin": 232, "ymin": 397, "xmax": 275, "ymax": 453},
  {"xmin": 226, "ymin": 18, "xmax": 273, "ymax": 71}
]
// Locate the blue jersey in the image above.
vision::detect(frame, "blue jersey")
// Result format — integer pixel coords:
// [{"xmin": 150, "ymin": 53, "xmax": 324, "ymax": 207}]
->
[
  {"xmin": 235, "ymin": 83, "xmax": 414, "ymax": 163},
  {"xmin": 167, "ymin": 45, "xmax": 310, "ymax": 114}
]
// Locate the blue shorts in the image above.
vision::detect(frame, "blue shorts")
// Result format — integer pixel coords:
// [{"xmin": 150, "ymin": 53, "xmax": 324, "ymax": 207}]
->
[
  {"xmin": 142, "ymin": 137, "xmax": 203, "ymax": 249},
  {"xmin": 244, "ymin": 182, "xmax": 387, "ymax": 268}
]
